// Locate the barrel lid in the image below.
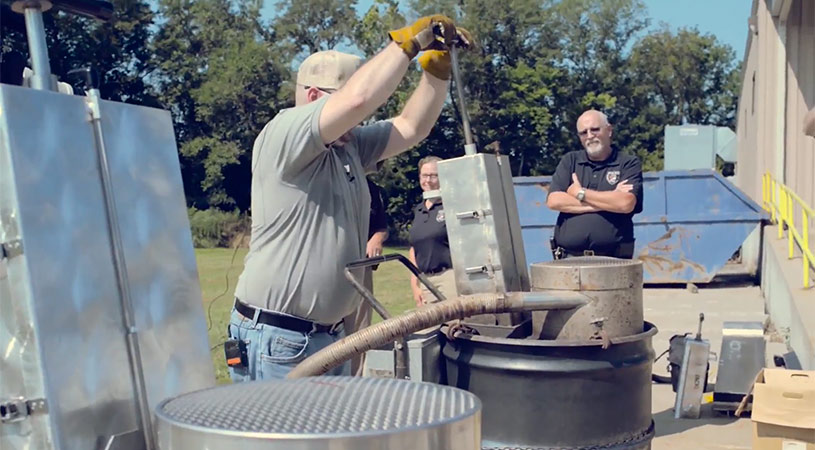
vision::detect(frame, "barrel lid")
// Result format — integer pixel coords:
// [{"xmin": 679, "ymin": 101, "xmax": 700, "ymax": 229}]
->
[
  {"xmin": 155, "ymin": 376, "xmax": 480, "ymax": 438},
  {"xmin": 530, "ymin": 256, "xmax": 642, "ymax": 291}
]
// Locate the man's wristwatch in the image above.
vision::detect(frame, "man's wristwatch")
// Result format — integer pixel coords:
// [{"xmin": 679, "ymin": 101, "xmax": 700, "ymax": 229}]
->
[{"xmin": 576, "ymin": 189, "xmax": 586, "ymax": 202}]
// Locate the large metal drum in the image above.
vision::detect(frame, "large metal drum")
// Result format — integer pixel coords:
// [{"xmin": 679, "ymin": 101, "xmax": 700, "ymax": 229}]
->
[
  {"xmin": 530, "ymin": 256, "xmax": 644, "ymax": 340},
  {"xmin": 155, "ymin": 376, "xmax": 482, "ymax": 450},
  {"xmin": 443, "ymin": 323, "xmax": 656, "ymax": 449}
]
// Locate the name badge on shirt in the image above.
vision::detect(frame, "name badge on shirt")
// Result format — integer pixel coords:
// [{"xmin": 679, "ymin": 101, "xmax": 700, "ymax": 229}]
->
[{"xmin": 606, "ymin": 170, "xmax": 620, "ymax": 185}]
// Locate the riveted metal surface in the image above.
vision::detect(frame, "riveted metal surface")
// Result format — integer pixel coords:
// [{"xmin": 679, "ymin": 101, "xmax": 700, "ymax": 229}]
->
[
  {"xmin": 529, "ymin": 257, "xmax": 643, "ymax": 340},
  {"xmin": 156, "ymin": 376, "xmax": 481, "ymax": 450}
]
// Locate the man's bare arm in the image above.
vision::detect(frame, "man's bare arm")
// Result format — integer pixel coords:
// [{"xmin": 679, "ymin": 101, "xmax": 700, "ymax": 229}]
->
[
  {"xmin": 319, "ymin": 43, "xmax": 410, "ymax": 145},
  {"xmin": 379, "ymin": 73, "xmax": 449, "ymax": 160},
  {"xmin": 546, "ymin": 192, "xmax": 600, "ymax": 214},
  {"xmin": 582, "ymin": 190, "xmax": 636, "ymax": 214}
]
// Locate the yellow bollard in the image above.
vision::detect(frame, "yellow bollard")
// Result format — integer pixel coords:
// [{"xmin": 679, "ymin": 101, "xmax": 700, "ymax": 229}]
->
[
  {"xmin": 804, "ymin": 212, "xmax": 810, "ymax": 288},
  {"xmin": 788, "ymin": 191, "xmax": 795, "ymax": 259}
]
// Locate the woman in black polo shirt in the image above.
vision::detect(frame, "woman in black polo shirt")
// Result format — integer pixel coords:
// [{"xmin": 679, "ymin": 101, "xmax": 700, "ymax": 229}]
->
[{"xmin": 408, "ymin": 156, "xmax": 456, "ymax": 306}]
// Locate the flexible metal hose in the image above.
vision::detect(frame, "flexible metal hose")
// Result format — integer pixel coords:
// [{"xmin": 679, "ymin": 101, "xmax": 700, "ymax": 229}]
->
[{"xmin": 287, "ymin": 291, "xmax": 590, "ymax": 379}]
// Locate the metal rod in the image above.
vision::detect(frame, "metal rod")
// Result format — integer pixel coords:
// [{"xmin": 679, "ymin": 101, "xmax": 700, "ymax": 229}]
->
[
  {"xmin": 23, "ymin": 6, "xmax": 53, "ymax": 91},
  {"xmin": 343, "ymin": 259, "xmax": 410, "ymax": 379},
  {"xmin": 344, "ymin": 254, "xmax": 448, "ymax": 380},
  {"xmin": 86, "ymin": 89, "xmax": 156, "ymax": 450},
  {"xmin": 449, "ymin": 46, "xmax": 476, "ymax": 155},
  {"xmin": 513, "ymin": 291, "xmax": 591, "ymax": 311},
  {"xmin": 345, "ymin": 254, "xmax": 446, "ymax": 302},
  {"xmin": 343, "ymin": 266, "xmax": 393, "ymax": 320}
]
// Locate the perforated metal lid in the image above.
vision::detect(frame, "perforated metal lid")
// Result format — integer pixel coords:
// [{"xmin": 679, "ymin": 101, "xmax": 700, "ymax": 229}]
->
[
  {"xmin": 540, "ymin": 256, "xmax": 637, "ymax": 267},
  {"xmin": 155, "ymin": 376, "xmax": 480, "ymax": 437}
]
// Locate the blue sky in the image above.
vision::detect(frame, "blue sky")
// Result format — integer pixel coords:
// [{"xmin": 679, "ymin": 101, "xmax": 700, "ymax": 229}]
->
[
  {"xmin": 261, "ymin": 0, "xmax": 752, "ymax": 61},
  {"xmin": 642, "ymin": 0, "xmax": 751, "ymax": 61}
]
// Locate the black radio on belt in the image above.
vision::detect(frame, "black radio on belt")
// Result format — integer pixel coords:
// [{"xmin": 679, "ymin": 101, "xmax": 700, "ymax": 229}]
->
[{"xmin": 224, "ymin": 339, "xmax": 248, "ymax": 368}]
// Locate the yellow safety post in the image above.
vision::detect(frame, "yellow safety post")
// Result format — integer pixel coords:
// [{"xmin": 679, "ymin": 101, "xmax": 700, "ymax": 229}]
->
[
  {"xmin": 804, "ymin": 211, "xmax": 810, "ymax": 288},
  {"xmin": 788, "ymin": 190, "xmax": 795, "ymax": 259},
  {"xmin": 778, "ymin": 185, "xmax": 785, "ymax": 239}
]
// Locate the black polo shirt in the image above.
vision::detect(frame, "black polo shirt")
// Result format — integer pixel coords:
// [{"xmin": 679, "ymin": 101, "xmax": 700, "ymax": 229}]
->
[
  {"xmin": 408, "ymin": 200, "xmax": 452, "ymax": 274},
  {"xmin": 548, "ymin": 148, "xmax": 643, "ymax": 252}
]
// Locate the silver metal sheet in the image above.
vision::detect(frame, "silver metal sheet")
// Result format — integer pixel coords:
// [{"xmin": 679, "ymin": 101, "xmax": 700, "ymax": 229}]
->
[
  {"xmin": 1, "ymin": 85, "xmax": 138, "ymax": 450},
  {"xmin": 97, "ymin": 97, "xmax": 214, "ymax": 417},
  {"xmin": 674, "ymin": 338, "xmax": 710, "ymax": 419},
  {"xmin": 437, "ymin": 154, "xmax": 529, "ymax": 296},
  {"xmin": 495, "ymin": 155, "xmax": 530, "ymax": 291},
  {"xmin": 155, "ymin": 376, "xmax": 482, "ymax": 450},
  {"xmin": 0, "ymin": 84, "xmax": 214, "ymax": 449},
  {"xmin": 0, "ymin": 89, "xmax": 54, "ymax": 447}
]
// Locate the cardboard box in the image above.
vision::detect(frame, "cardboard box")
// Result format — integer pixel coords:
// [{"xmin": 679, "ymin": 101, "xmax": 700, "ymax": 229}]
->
[{"xmin": 739, "ymin": 368, "xmax": 815, "ymax": 450}]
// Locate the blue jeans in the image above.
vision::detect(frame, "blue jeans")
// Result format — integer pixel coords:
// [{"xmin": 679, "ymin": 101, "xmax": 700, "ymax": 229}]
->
[{"xmin": 226, "ymin": 308, "xmax": 350, "ymax": 381}]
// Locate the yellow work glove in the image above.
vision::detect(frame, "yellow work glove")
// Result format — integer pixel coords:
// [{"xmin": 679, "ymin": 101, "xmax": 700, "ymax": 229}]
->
[
  {"xmin": 418, "ymin": 27, "xmax": 474, "ymax": 80},
  {"xmin": 388, "ymin": 15, "xmax": 456, "ymax": 60}
]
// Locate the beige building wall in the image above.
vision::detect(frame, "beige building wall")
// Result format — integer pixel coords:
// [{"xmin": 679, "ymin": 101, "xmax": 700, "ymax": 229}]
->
[{"xmin": 736, "ymin": 0, "xmax": 815, "ymax": 212}]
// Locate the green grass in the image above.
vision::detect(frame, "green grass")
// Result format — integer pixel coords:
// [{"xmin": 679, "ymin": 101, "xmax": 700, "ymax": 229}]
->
[{"xmin": 195, "ymin": 246, "xmax": 415, "ymax": 384}]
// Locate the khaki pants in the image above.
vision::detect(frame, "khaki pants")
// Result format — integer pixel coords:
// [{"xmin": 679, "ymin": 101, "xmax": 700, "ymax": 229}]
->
[
  {"xmin": 342, "ymin": 268, "xmax": 373, "ymax": 376},
  {"xmin": 420, "ymin": 269, "xmax": 458, "ymax": 304}
]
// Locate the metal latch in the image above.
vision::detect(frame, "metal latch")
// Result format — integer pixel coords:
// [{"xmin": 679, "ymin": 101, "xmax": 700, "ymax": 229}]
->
[
  {"xmin": 0, "ymin": 397, "xmax": 47, "ymax": 424},
  {"xmin": 456, "ymin": 209, "xmax": 492, "ymax": 220},
  {"xmin": 465, "ymin": 264, "xmax": 501, "ymax": 275},
  {"xmin": 1, "ymin": 239, "xmax": 23, "ymax": 259}
]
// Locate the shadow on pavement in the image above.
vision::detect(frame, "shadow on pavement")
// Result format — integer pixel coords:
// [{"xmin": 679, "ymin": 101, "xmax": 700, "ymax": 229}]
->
[{"xmin": 653, "ymin": 403, "xmax": 741, "ymax": 437}]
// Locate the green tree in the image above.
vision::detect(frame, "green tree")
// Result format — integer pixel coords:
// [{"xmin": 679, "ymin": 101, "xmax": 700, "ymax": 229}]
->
[
  {"xmin": 151, "ymin": 0, "xmax": 290, "ymax": 209},
  {"xmin": 0, "ymin": 0, "xmax": 156, "ymax": 104},
  {"xmin": 274, "ymin": 0, "xmax": 359, "ymax": 57},
  {"xmin": 626, "ymin": 26, "xmax": 741, "ymax": 170}
]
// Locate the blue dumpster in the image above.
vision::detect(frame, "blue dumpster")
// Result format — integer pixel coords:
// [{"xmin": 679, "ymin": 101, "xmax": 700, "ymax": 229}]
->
[{"xmin": 513, "ymin": 169, "xmax": 768, "ymax": 283}]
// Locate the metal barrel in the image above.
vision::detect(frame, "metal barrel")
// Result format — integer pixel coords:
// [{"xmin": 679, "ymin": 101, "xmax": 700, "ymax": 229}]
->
[
  {"xmin": 442, "ymin": 323, "xmax": 657, "ymax": 449},
  {"xmin": 155, "ymin": 376, "xmax": 482, "ymax": 450},
  {"xmin": 530, "ymin": 256, "xmax": 644, "ymax": 340}
]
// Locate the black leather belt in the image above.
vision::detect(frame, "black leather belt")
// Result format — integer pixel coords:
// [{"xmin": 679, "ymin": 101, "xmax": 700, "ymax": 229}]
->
[
  {"xmin": 234, "ymin": 298, "xmax": 341, "ymax": 333},
  {"xmin": 557, "ymin": 243, "xmax": 635, "ymax": 260}
]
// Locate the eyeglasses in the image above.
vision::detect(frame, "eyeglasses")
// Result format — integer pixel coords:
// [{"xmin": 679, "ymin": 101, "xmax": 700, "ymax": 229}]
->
[
  {"xmin": 577, "ymin": 127, "xmax": 603, "ymax": 137},
  {"xmin": 420, "ymin": 174, "xmax": 439, "ymax": 180},
  {"xmin": 302, "ymin": 85, "xmax": 337, "ymax": 94}
]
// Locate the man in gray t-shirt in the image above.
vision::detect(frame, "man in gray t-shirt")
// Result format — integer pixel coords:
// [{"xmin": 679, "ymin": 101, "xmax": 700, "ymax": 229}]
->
[{"xmin": 226, "ymin": 15, "xmax": 472, "ymax": 381}]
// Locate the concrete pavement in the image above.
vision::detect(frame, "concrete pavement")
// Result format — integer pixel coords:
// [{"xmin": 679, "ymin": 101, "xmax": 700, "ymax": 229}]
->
[{"xmin": 644, "ymin": 285, "xmax": 767, "ymax": 449}]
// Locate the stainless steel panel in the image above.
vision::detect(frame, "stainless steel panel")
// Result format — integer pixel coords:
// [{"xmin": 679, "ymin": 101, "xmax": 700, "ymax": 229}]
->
[
  {"xmin": 674, "ymin": 338, "xmax": 710, "ymax": 419},
  {"xmin": 156, "ymin": 376, "xmax": 482, "ymax": 450},
  {"xmin": 0, "ymin": 86, "xmax": 54, "ymax": 449},
  {"xmin": 97, "ymin": 97, "xmax": 214, "ymax": 419},
  {"xmin": 0, "ymin": 84, "xmax": 214, "ymax": 449},
  {"xmin": 437, "ymin": 154, "xmax": 529, "ymax": 296},
  {"xmin": 495, "ymin": 155, "xmax": 530, "ymax": 291},
  {"xmin": 0, "ymin": 85, "xmax": 140, "ymax": 449},
  {"xmin": 363, "ymin": 329, "xmax": 442, "ymax": 382}
]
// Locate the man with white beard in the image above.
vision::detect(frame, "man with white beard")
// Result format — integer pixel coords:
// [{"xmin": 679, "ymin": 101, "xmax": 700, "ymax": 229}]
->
[{"xmin": 545, "ymin": 110, "xmax": 643, "ymax": 259}]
